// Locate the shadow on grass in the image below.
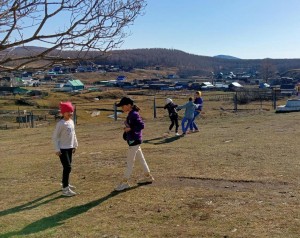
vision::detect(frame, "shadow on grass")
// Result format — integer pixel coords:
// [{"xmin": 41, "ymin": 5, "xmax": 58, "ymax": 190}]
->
[
  {"xmin": 0, "ymin": 190, "xmax": 62, "ymax": 217},
  {"xmin": 0, "ymin": 185, "xmax": 140, "ymax": 238},
  {"xmin": 143, "ymin": 136, "xmax": 181, "ymax": 145}
]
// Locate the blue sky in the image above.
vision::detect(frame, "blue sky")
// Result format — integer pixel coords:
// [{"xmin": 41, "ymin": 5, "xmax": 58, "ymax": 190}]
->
[{"xmin": 119, "ymin": 0, "xmax": 300, "ymax": 59}]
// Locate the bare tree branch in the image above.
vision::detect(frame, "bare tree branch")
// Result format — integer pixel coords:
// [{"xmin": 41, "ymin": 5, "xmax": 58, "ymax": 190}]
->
[{"xmin": 0, "ymin": 0, "xmax": 146, "ymax": 71}]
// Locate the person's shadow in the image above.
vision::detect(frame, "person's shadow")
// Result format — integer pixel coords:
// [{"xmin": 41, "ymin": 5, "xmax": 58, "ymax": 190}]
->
[
  {"xmin": 143, "ymin": 135, "xmax": 181, "ymax": 145},
  {"xmin": 0, "ymin": 186, "xmax": 139, "ymax": 237},
  {"xmin": 0, "ymin": 190, "xmax": 62, "ymax": 217}
]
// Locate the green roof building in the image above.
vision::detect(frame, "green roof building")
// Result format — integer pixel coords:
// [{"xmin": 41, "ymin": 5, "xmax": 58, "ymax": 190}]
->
[{"xmin": 65, "ymin": 79, "xmax": 84, "ymax": 91}]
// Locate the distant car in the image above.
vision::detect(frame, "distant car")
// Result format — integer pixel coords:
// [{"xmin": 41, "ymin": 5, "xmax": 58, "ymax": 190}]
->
[{"xmin": 259, "ymin": 83, "xmax": 270, "ymax": 89}]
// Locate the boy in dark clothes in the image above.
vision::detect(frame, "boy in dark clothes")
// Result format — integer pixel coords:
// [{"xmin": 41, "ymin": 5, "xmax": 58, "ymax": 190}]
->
[{"xmin": 164, "ymin": 98, "xmax": 180, "ymax": 136}]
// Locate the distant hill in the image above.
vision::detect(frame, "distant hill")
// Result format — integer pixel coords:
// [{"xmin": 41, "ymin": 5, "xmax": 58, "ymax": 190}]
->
[
  {"xmin": 8, "ymin": 47, "xmax": 300, "ymax": 78},
  {"xmin": 214, "ymin": 55, "xmax": 240, "ymax": 60},
  {"xmin": 101, "ymin": 48, "xmax": 300, "ymax": 77}
]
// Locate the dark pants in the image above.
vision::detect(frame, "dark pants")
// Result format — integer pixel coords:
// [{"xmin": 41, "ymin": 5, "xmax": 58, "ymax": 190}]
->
[
  {"xmin": 60, "ymin": 148, "xmax": 73, "ymax": 188},
  {"xmin": 169, "ymin": 115, "xmax": 179, "ymax": 133}
]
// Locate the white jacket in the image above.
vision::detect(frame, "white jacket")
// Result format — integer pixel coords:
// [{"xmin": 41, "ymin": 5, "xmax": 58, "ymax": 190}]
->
[{"xmin": 53, "ymin": 119, "xmax": 78, "ymax": 152}]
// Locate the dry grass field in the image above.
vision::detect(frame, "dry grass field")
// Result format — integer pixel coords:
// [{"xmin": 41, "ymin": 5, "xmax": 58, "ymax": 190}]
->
[{"xmin": 0, "ymin": 92, "xmax": 300, "ymax": 238}]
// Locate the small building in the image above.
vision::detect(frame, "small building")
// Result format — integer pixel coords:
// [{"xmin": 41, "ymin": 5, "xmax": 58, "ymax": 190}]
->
[
  {"xmin": 65, "ymin": 79, "xmax": 84, "ymax": 91},
  {"xmin": 280, "ymin": 84, "xmax": 296, "ymax": 96},
  {"xmin": 200, "ymin": 82, "xmax": 215, "ymax": 90},
  {"xmin": 167, "ymin": 74, "xmax": 178, "ymax": 79},
  {"xmin": 148, "ymin": 83, "xmax": 169, "ymax": 90},
  {"xmin": 189, "ymin": 82, "xmax": 201, "ymax": 90},
  {"xmin": 174, "ymin": 82, "xmax": 189, "ymax": 89},
  {"xmin": 52, "ymin": 79, "xmax": 84, "ymax": 92},
  {"xmin": 0, "ymin": 86, "xmax": 28, "ymax": 95},
  {"xmin": 228, "ymin": 82, "xmax": 243, "ymax": 91},
  {"xmin": 259, "ymin": 83, "xmax": 270, "ymax": 89},
  {"xmin": 0, "ymin": 77, "xmax": 11, "ymax": 86},
  {"xmin": 214, "ymin": 83, "xmax": 229, "ymax": 91},
  {"xmin": 116, "ymin": 75, "xmax": 126, "ymax": 81}
]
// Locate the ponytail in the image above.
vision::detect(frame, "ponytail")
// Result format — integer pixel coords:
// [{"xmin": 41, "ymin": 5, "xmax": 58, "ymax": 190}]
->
[{"xmin": 132, "ymin": 104, "xmax": 140, "ymax": 112}]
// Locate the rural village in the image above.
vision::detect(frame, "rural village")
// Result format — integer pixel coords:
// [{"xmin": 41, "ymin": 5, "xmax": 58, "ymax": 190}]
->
[{"xmin": 1, "ymin": 1, "xmax": 300, "ymax": 238}]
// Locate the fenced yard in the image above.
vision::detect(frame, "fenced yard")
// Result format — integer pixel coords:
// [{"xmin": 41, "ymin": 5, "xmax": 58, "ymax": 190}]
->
[
  {"xmin": 0, "ymin": 109, "xmax": 59, "ymax": 129},
  {"xmin": 0, "ymin": 89, "xmax": 290, "ymax": 129}
]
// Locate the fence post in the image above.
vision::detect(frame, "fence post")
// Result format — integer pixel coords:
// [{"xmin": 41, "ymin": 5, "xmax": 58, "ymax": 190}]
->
[
  {"xmin": 30, "ymin": 111, "xmax": 34, "ymax": 128},
  {"xmin": 273, "ymin": 88, "xmax": 277, "ymax": 110},
  {"xmin": 234, "ymin": 92, "xmax": 238, "ymax": 112},
  {"xmin": 114, "ymin": 103, "xmax": 117, "ymax": 121},
  {"xmin": 18, "ymin": 107, "xmax": 20, "ymax": 128},
  {"xmin": 73, "ymin": 106, "xmax": 77, "ymax": 125},
  {"xmin": 153, "ymin": 96, "xmax": 157, "ymax": 118}
]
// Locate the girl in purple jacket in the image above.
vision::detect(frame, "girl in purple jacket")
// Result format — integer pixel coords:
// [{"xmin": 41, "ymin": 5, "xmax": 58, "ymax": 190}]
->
[
  {"xmin": 115, "ymin": 97, "xmax": 154, "ymax": 191},
  {"xmin": 190, "ymin": 91, "xmax": 203, "ymax": 132}
]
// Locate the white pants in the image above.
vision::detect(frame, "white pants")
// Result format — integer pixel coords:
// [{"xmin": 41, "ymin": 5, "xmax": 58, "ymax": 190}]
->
[{"xmin": 124, "ymin": 144, "xmax": 150, "ymax": 180}]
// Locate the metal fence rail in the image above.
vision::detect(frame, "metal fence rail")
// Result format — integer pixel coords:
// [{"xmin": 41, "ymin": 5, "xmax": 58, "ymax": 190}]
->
[{"xmin": 0, "ymin": 109, "xmax": 61, "ymax": 129}]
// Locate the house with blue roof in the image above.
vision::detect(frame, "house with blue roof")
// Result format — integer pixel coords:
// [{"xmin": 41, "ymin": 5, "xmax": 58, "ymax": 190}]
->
[{"xmin": 116, "ymin": 75, "xmax": 126, "ymax": 81}]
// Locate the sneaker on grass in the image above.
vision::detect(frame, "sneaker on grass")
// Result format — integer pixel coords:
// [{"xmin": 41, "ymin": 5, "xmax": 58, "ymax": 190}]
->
[
  {"xmin": 137, "ymin": 175, "xmax": 154, "ymax": 184},
  {"xmin": 61, "ymin": 183, "xmax": 76, "ymax": 189},
  {"xmin": 115, "ymin": 182, "xmax": 130, "ymax": 191},
  {"xmin": 62, "ymin": 186, "xmax": 76, "ymax": 197}
]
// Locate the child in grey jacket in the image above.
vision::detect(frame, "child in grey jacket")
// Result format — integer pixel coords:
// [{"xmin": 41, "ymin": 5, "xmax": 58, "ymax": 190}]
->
[{"xmin": 177, "ymin": 97, "xmax": 198, "ymax": 136}]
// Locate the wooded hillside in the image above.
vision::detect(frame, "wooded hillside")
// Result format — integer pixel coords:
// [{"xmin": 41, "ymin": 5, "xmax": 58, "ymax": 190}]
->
[
  {"xmin": 9, "ymin": 47, "xmax": 300, "ymax": 78},
  {"xmin": 95, "ymin": 48, "xmax": 300, "ymax": 77}
]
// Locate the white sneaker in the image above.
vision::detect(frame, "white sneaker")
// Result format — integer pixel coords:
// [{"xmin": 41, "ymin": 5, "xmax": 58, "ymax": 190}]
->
[
  {"xmin": 137, "ymin": 175, "xmax": 154, "ymax": 184},
  {"xmin": 61, "ymin": 183, "xmax": 76, "ymax": 189},
  {"xmin": 69, "ymin": 184, "xmax": 76, "ymax": 189},
  {"xmin": 175, "ymin": 132, "xmax": 180, "ymax": 136},
  {"xmin": 115, "ymin": 182, "xmax": 130, "ymax": 191},
  {"xmin": 62, "ymin": 186, "xmax": 77, "ymax": 196}
]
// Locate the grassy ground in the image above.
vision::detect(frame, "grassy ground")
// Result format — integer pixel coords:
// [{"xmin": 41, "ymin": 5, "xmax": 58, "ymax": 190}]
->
[{"xmin": 1, "ymin": 97, "xmax": 300, "ymax": 237}]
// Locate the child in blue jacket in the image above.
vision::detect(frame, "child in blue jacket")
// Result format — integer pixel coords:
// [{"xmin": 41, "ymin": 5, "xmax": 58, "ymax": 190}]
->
[{"xmin": 177, "ymin": 97, "xmax": 198, "ymax": 136}]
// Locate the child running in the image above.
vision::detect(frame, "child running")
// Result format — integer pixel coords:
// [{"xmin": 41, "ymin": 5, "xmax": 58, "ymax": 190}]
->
[
  {"xmin": 164, "ymin": 98, "xmax": 180, "ymax": 136},
  {"xmin": 177, "ymin": 97, "xmax": 198, "ymax": 136},
  {"xmin": 53, "ymin": 101, "xmax": 78, "ymax": 197},
  {"xmin": 190, "ymin": 91, "xmax": 203, "ymax": 132},
  {"xmin": 115, "ymin": 97, "xmax": 154, "ymax": 191}
]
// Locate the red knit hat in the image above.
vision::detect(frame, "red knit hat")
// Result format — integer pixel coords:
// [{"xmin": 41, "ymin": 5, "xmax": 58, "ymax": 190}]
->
[{"xmin": 60, "ymin": 102, "xmax": 74, "ymax": 114}]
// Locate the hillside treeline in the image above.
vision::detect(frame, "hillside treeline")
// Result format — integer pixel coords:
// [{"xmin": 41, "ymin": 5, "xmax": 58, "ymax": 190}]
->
[
  {"xmin": 10, "ymin": 47, "xmax": 300, "ymax": 78},
  {"xmin": 92, "ymin": 48, "xmax": 300, "ymax": 77}
]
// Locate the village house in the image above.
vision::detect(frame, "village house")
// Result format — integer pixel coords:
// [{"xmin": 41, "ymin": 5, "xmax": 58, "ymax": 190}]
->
[{"xmin": 52, "ymin": 79, "xmax": 84, "ymax": 92}]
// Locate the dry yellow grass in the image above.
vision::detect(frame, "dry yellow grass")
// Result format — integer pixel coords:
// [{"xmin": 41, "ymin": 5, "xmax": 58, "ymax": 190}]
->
[{"xmin": 1, "ymin": 92, "xmax": 300, "ymax": 237}]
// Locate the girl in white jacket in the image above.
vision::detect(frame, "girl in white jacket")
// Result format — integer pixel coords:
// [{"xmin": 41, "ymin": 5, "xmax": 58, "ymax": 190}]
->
[{"xmin": 53, "ymin": 102, "xmax": 78, "ymax": 196}]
